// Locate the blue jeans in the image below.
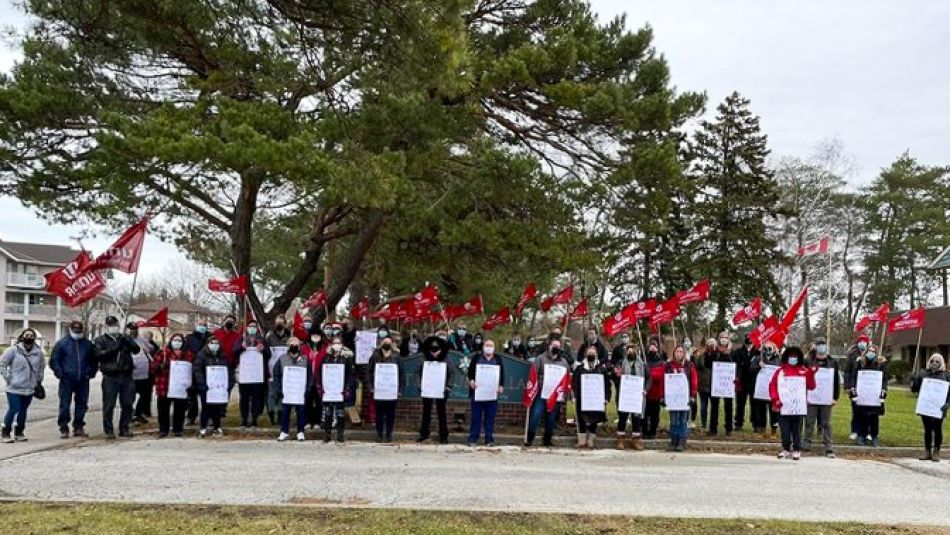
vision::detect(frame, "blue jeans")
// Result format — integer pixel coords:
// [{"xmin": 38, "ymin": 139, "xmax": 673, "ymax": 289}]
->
[
  {"xmin": 57, "ymin": 376, "xmax": 90, "ymax": 429},
  {"xmin": 469, "ymin": 400, "xmax": 498, "ymax": 444},
  {"xmin": 669, "ymin": 410, "xmax": 689, "ymax": 441},
  {"xmin": 4, "ymin": 393, "xmax": 32, "ymax": 431},
  {"xmin": 527, "ymin": 397, "xmax": 561, "ymax": 444},
  {"xmin": 281, "ymin": 403, "xmax": 306, "ymax": 434}
]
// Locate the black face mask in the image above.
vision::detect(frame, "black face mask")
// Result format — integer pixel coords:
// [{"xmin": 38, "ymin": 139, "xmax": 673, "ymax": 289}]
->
[
  {"xmin": 21, "ymin": 337, "xmax": 35, "ymax": 348},
  {"xmin": 225, "ymin": 321, "xmax": 235, "ymax": 329},
  {"xmin": 381, "ymin": 343, "xmax": 392, "ymax": 351},
  {"xmin": 550, "ymin": 347, "xmax": 561, "ymax": 356},
  {"xmin": 289, "ymin": 345, "xmax": 300, "ymax": 354},
  {"xmin": 586, "ymin": 354, "xmax": 596, "ymax": 362}
]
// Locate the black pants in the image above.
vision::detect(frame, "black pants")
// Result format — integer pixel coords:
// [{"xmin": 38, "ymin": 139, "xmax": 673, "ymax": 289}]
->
[
  {"xmin": 419, "ymin": 398, "xmax": 448, "ymax": 441},
  {"xmin": 923, "ymin": 416, "xmax": 944, "ymax": 451},
  {"xmin": 709, "ymin": 396, "xmax": 733, "ymax": 434},
  {"xmin": 750, "ymin": 399, "xmax": 779, "ymax": 430},
  {"xmin": 133, "ymin": 378, "xmax": 153, "ymax": 418},
  {"xmin": 200, "ymin": 394, "xmax": 223, "ymax": 430},
  {"xmin": 238, "ymin": 383, "xmax": 266, "ymax": 427},
  {"xmin": 305, "ymin": 391, "xmax": 320, "ymax": 427},
  {"xmin": 187, "ymin": 389, "xmax": 201, "ymax": 424},
  {"xmin": 734, "ymin": 389, "xmax": 752, "ymax": 429},
  {"xmin": 375, "ymin": 400, "xmax": 397, "ymax": 439},
  {"xmin": 643, "ymin": 400, "xmax": 661, "ymax": 438},
  {"xmin": 102, "ymin": 375, "xmax": 135, "ymax": 435},
  {"xmin": 855, "ymin": 407, "xmax": 880, "ymax": 439},
  {"xmin": 157, "ymin": 397, "xmax": 187, "ymax": 435},
  {"xmin": 780, "ymin": 414, "xmax": 804, "ymax": 451},
  {"xmin": 617, "ymin": 411, "xmax": 642, "ymax": 435}
]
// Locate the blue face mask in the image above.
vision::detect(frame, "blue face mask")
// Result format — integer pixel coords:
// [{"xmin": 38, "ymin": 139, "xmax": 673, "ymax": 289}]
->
[
  {"xmin": 303, "ymin": 321, "xmax": 312, "ymax": 330},
  {"xmin": 866, "ymin": 352, "xmax": 876, "ymax": 360},
  {"xmin": 69, "ymin": 331, "xmax": 83, "ymax": 340},
  {"xmin": 857, "ymin": 342, "xmax": 867, "ymax": 351},
  {"xmin": 196, "ymin": 325, "xmax": 207, "ymax": 334},
  {"xmin": 816, "ymin": 344, "xmax": 827, "ymax": 354},
  {"xmin": 378, "ymin": 330, "xmax": 389, "ymax": 339},
  {"xmin": 458, "ymin": 329, "xmax": 467, "ymax": 337},
  {"xmin": 788, "ymin": 357, "xmax": 799, "ymax": 366}
]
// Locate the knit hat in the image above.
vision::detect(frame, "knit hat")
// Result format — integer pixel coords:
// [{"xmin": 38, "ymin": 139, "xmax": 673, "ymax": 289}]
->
[{"xmin": 856, "ymin": 334, "xmax": 870, "ymax": 344}]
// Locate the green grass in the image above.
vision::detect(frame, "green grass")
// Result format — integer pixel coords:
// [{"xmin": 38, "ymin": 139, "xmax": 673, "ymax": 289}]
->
[{"xmin": 0, "ymin": 503, "xmax": 942, "ymax": 535}]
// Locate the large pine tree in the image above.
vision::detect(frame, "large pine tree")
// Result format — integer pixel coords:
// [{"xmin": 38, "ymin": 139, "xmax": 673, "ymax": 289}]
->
[{"xmin": 688, "ymin": 91, "xmax": 787, "ymax": 328}]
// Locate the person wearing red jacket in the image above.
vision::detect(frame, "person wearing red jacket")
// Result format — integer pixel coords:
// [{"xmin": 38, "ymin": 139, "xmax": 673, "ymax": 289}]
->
[
  {"xmin": 653, "ymin": 345, "xmax": 698, "ymax": 452},
  {"xmin": 769, "ymin": 346, "xmax": 816, "ymax": 460},
  {"xmin": 302, "ymin": 325, "xmax": 328, "ymax": 430},
  {"xmin": 150, "ymin": 333, "xmax": 194, "ymax": 438}
]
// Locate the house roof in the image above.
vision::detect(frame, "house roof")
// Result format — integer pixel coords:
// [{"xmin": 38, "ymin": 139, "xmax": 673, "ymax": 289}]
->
[
  {"xmin": 887, "ymin": 306, "xmax": 950, "ymax": 347},
  {"xmin": 0, "ymin": 240, "xmax": 79, "ymax": 266},
  {"xmin": 129, "ymin": 297, "xmax": 218, "ymax": 317}
]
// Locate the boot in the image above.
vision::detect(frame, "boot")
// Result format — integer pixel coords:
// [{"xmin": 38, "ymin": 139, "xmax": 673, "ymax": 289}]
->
[
  {"xmin": 575, "ymin": 433, "xmax": 586, "ymax": 449},
  {"xmin": 629, "ymin": 436, "xmax": 644, "ymax": 451},
  {"xmin": 524, "ymin": 431, "xmax": 536, "ymax": 447},
  {"xmin": 586, "ymin": 432, "xmax": 596, "ymax": 449},
  {"xmin": 542, "ymin": 432, "xmax": 553, "ymax": 447},
  {"xmin": 674, "ymin": 438, "xmax": 684, "ymax": 452},
  {"xmin": 336, "ymin": 427, "xmax": 345, "ymax": 443},
  {"xmin": 615, "ymin": 435, "xmax": 626, "ymax": 450},
  {"xmin": 73, "ymin": 426, "xmax": 88, "ymax": 438},
  {"xmin": 679, "ymin": 437, "xmax": 687, "ymax": 451},
  {"xmin": 1, "ymin": 426, "xmax": 11, "ymax": 444},
  {"xmin": 920, "ymin": 449, "xmax": 933, "ymax": 461},
  {"xmin": 933, "ymin": 450, "xmax": 941, "ymax": 463}
]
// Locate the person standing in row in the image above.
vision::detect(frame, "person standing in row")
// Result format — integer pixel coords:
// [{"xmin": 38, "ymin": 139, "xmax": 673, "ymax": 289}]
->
[
  {"xmin": 613, "ymin": 342, "xmax": 649, "ymax": 450},
  {"xmin": 1, "ymin": 329, "xmax": 45, "ymax": 443},
  {"xmin": 749, "ymin": 340, "xmax": 782, "ymax": 436},
  {"xmin": 264, "ymin": 316, "xmax": 291, "ymax": 426},
  {"xmin": 184, "ymin": 319, "xmax": 212, "ymax": 426},
  {"xmin": 804, "ymin": 337, "xmax": 840, "ymax": 458},
  {"xmin": 732, "ymin": 335, "xmax": 757, "ymax": 432},
  {"xmin": 573, "ymin": 346, "xmax": 610, "ymax": 449},
  {"xmin": 212, "ymin": 314, "xmax": 241, "ymax": 405},
  {"xmin": 150, "ymin": 333, "xmax": 193, "ymax": 438},
  {"xmin": 694, "ymin": 338, "xmax": 716, "ymax": 431},
  {"xmin": 642, "ymin": 338, "xmax": 666, "ymax": 439},
  {"xmin": 302, "ymin": 325, "xmax": 327, "ymax": 430},
  {"xmin": 132, "ymin": 330, "xmax": 159, "ymax": 425},
  {"xmin": 660, "ymin": 345, "xmax": 698, "ymax": 452},
  {"xmin": 467, "ymin": 339, "xmax": 504, "ymax": 447},
  {"xmin": 316, "ymin": 336, "xmax": 355, "ymax": 443},
  {"xmin": 850, "ymin": 344, "xmax": 888, "ymax": 447},
  {"xmin": 368, "ymin": 336, "xmax": 402, "ymax": 443},
  {"xmin": 193, "ymin": 337, "xmax": 230, "ymax": 438},
  {"xmin": 577, "ymin": 328, "xmax": 609, "ymax": 365},
  {"xmin": 506, "ymin": 335, "xmax": 529, "ymax": 359},
  {"xmin": 234, "ymin": 320, "xmax": 270, "ymax": 431},
  {"xmin": 95, "ymin": 317, "xmax": 140, "ymax": 439},
  {"xmin": 911, "ymin": 354, "xmax": 950, "ymax": 462},
  {"xmin": 525, "ymin": 335, "xmax": 572, "ymax": 447},
  {"xmin": 50, "ymin": 320, "xmax": 96, "ymax": 439},
  {"xmin": 274, "ymin": 337, "xmax": 314, "ymax": 442},
  {"xmin": 844, "ymin": 334, "xmax": 870, "ymax": 441},
  {"xmin": 706, "ymin": 332, "xmax": 736, "ymax": 437},
  {"xmin": 417, "ymin": 336, "xmax": 454, "ymax": 444},
  {"xmin": 769, "ymin": 346, "xmax": 816, "ymax": 460}
]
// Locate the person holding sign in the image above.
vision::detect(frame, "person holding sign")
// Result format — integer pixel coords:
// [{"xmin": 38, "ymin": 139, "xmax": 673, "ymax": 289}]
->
[
  {"xmin": 150, "ymin": 334, "xmax": 194, "ymax": 438},
  {"xmin": 848, "ymin": 344, "xmax": 888, "ymax": 447},
  {"xmin": 613, "ymin": 343, "xmax": 650, "ymax": 450},
  {"xmin": 315, "ymin": 337, "xmax": 355, "ymax": 443},
  {"xmin": 184, "ymin": 319, "xmax": 212, "ymax": 427},
  {"xmin": 301, "ymin": 326, "xmax": 328, "ymax": 430},
  {"xmin": 653, "ymin": 345, "xmax": 698, "ymax": 452},
  {"xmin": 524, "ymin": 336, "xmax": 572, "ymax": 448},
  {"xmin": 416, "ymin": 336, "xmax": 455, "ymax": 444},
  {"xmin": 273, "ymin": 337, "xmax": 315, "ymax": 442},
  {"xmin": 234, "ymin": 321, "xmax": 271, "ymax": 432},
  {"xmin": 466, "ymin": 340, "xmax": 505, "ymax": 447},
  {"xmin": 911, "ymin": 354, "xmax": 950, "ymax": 461},
  {"xmin": 193, "ymin": 338, "xmax": 231, "ymax": 438},
  {"xmin": 749, "ymin": 341, "xmax": 782, "ymax": 437},
  {"xmin": 368, "ymin": 336, "xmax": 401, "ymax": 442},
  {"xmin": 803, "ymin": 338, "xmax": 840, "ymax": 458},
  {"xmin": 572, "ymin": 347, "xmax": 610, "ymax": 449},
  {"xmin": 642, "ymin": 337, "xmax": 667, "ymax": 440},
  {"xmin": 768, "ymin": 347, "xmax": 816, "ymax": 460},
  {"xmin": 705, "ymin": 332, "xmax": 737, "ymax": 437}
]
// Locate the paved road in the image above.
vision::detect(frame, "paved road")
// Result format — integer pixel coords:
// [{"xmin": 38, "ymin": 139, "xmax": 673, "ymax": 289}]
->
[{"xmin": 0, "ymin": 439, "xmax": 947, "ymax": 525}]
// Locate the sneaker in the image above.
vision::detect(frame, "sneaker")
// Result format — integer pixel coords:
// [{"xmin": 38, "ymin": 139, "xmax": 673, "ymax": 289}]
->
[
  {"xmin": 198, "ymin": 429, "xmax": 207, "ymax": 438},
  {"xmin": 118, "ymin": 431, "xmax": 133, "ymax": 438},
  {"xmin": 792, "ymin": 451, "xmax": 801, "ymax": 461},
  {"xmin": 826, "ymin": 450, "xmax": 836, "ymax": 459},
  {"xmin": 278, "ymin": 432, "xmax": 289, "ymax": 442},
  {"xmin": 240, "ymin": 426, "xmax": 247, "ymax": 434},
  {"xmin": 849, "ymin": 432, "xmax": 858, "ymax": 441},
  {"xmin": 173, "ymin": 432, "xmax": 183, "ymax": 438},
  {"xmin": 777, "ymin": 450, "xmax": 789, "ymax": 459},
  {"xmin": 213, "ymin": 428, "xmax": 224, "ymax": 437},
  {"xmin": 73, "ymin": 427, "xmax": 88, "ymax": 438},
  {"xmin": 2, "ymin": 430, "xmax": 13, "ymax": 444},
  {"xmin": 105, "ymin": 433, "xmax": 117, "ymax": 440},
  {"xmin": 487, "ymin": 442, "xmax": 495, "ymax": 447},
  {"xmin": 856, "ymin": 436, "xmax": 866, "ymax": 446},
  {"xmin": 870, "ymin": 438, "xmax": 879, "ymax": 448},
  {"xmin": 13, "ymin": 434, "xmax": 27, "ymax": 442},
  {"xmin": 60, "ymin": 427, "xmax": 70, "ymax": 439},
  {"xmin": 297, "ymin": 432, "xmax": 305, "ymax": 442},
  {"xmin": 158, "ymin": 432, "xmax": 169, "ymax": 439}
]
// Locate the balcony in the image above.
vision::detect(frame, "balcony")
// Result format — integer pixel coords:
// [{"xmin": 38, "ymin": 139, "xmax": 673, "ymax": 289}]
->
[
  {"xmin": 4, "ymin": 302, "xmax": 24, "ymax": 315},
  {"xmin": 2, "ymin": 303, "xmax": 60, "ymax": 318},
  {"xmin": 6, "ymin": 272, "xmax": 44, "ymax": 288}
]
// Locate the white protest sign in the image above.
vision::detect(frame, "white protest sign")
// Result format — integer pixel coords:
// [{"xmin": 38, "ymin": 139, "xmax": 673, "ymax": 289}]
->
[
  {"xmin": 779, "ymin": 375, "xmax": 807, "ymax": 416},
  {"xmin": 580, "ymin": 373, "xmax": 605, "ymax": 412},
  {"xmin": 617, "ymin": 375, "xmax": 645, "ymax": 415},
  {"xmin": 807, "ymin": 367, "xmax": 835, "ymax": 406},
  {"xmin": 321, "ymin": 363, "xmax": 345, "ymax": 403},
  {"xmin": 474, "ymin": 364, "xmax": 501, "ymax": 402},
  {"xmin": 238, "ymin": 348, "xmax": 265, "ymax": 384},
  {"xmin": 856, "ymin": 370, "xmax": 883, "ymax": 407},
  {"xmin": 916, "ymin": 378, "xmax": 950, "ymax": 419},
  {"xmin": 282, "ymin": 365, "xmax": 307, "ymax": 405},
  {"xmin": 132, "ymin": 352, "xmax": 150, "ymax": 381},
  {"xmin": 754, "ymin": 364, "xmax": 778, "ymax": 400},
  {"xmin": 664, "ymin": 373, "xmax": 689, "ymax": 411},
  {"xmin": 421, "ymin": 361, "xmax": 448, "ymax": 399},
  {"xmin": 168, "ymin": 360, "xmax": 192, "ymax": 400},
  {"xmin": 356, "ymin": 330, "xmax": 377, "ymax": 365},
  {"xmin": 268, "ymin": 346, "xmax": 287, "ymax": 375},
  {"xmin": 206, "ymin": 365, "xmax": 230, "ymax": 404},
  {"xmin": 541, "ymin": 364, "xmax": 567, "ymax": 401},
  {"xmin": 711, "ymin": 361, "xmax": 736, "ymax": 398},
  {"xmin": 373, "ymin": 362, "xmax": 399, "ymax": 401}
]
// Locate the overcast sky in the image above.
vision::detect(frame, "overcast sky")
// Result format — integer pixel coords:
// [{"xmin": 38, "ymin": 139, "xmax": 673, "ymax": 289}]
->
[{"xmin": 1, "ymin": 0, "xmax": 948, "ymax": 278}]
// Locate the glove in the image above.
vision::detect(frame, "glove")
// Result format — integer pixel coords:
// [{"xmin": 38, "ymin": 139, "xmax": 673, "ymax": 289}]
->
[
  {"xmin": 941, "ymin": 403, "xmax": 949, "ymax": 412},
  {"xmin": 849, "ymin": 388, "xmax": 857, "ymax": 399},
  {"xmin": 344, "ymin": 389, "xmax": 352, "ymax": 398},
  {"xmin": 772, "ymin": 400, "xmax": 783, "ymax": 411},
  {"xmin": 881, "ymin": 390, "xmax": 887, "ymax": 400}
]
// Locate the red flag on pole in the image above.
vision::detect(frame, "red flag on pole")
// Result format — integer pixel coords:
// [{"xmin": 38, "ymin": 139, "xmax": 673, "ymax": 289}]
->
[
  {"xmin": 675, "ymin": 280, "xmax": 711, "ymax": 305},
  {"xmin": 482, "ymin": 306, "xmax": 511, "ymax": 332},
  {"xmin": 854, "ymin": 303, "xmax": 890, "ymax": 332},
  {"xmin": 779, "ymin": 286, "xmax": 808, "ymax": 331},
  {"xmin": 603, "ymin": 306, "xmax": 635, "ymax": 337},
  {"xmin": 368, "ymin": 302, "xmax": 394, "ymax": 321},
  {"xmin": 414, "ymin": 284, "xmax": 440, "ymax": 308},
  {"xmin": 797, "ymin": 237, "xmax": 830, "ymax": 257},
  {"xmin": 208, "ymin": 275, "xmax": 248, "ymax": 295},
  {"xmin": 523, "ymin": 364, "xmax": 539, "ymax": 408},
  {"xmin": 303, "ymin": 288, "xmax": 328, "ymax": 309},
  {"xmin": 541, "ymin": 284, "xmax": 574, "ymax": 312},
  {"xmin": 292, "ymin": 310, "xmax": 309, "ymax": 339},
  {"xmin": 547, "ymin": 371, "xmax": 572, "ymax": 412},
  {"xmin": 446, "ymin": 295, "xmax": 484, "ymax": 320},
  {"xmin": 887, "ymin": 308, "xmax": 925, "ymax": 332},
  {"xmin": 87, "ymin": 217, "xmax": 149, "ymax": 273},
  {"xmin": 44, "ymin": 252, "xmax": 107, "ymax": 308},
  {"xmin": 731, "ymin": 297, "xmax": 762, "ymax": 326},
  {"xmin": 136, "ymin": 307, "xmax": 169, "ymax": 328},
  {"xmin": 648, "ymin": 298, "xmax": 681, "ymax": 331},
  {"xmin": 568, "ymin": 297, "xmax": 589, "ymax": 320},
  {"xmin": 514, "ymin": 282, "xmax": 538, "ymax": 316},
  {"xmin": 632, "ymin": 299, "xmax": 658, "ymax": 320},
  {"xmin": 349, "ymin": 297, "xmax": 370, "ymax": 320},
  {"xmin": 750, "ymin": 315, "xmax": 783, "ymax": 348}
]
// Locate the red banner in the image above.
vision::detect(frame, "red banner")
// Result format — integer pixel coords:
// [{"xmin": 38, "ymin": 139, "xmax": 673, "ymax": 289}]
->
[
  {"xmin": 349, "ymin": 297, "xmax": 370, "ymax": 320},
  {"xmin": 780, "ymin": 286, "xmax": 808, "ymax": 331},
  {"xmin": 523, "ymin": 364, "xmax": 539, "ymax": 408},
  {"xmin": 414, "ymin": 284, "xmax": 440, "ymax": 308},
  {"xmin": 44, "ymin": 252, "xmax": 107, "ymax": 308},
  {"xmin": 292, "ymin": 310, "xmax": 308, "ymax": 339},
  {"xmin": 568, "ymin": 297, "xmax": 589, "ymax": 320},
  {"xmin": 675, "ymin": 279, "xmax": 710, "ymax": 305},
  {"xmin": 208, "ymin": 275, "xmax": 248, "ymax": 295},
  {"xmin": 648, "ymin": 298, "xmax": 680, "ymax": 330},
  {"xmin": 731, "ymin": 297, "xmax": 762, "ymax": 326},
  {"xmin": 303, "ymin": 288, "xmax": 327, "ymax": 309},
  {"xmin": 750, "ymin": 315, "xmax": 784, "ymax": 348},
  {"xmin": 855, "ymin": 303, "xmax": 890, "ymax": 333},
  {"xmin": 514, "ymin": 282, "xmax": 538, "ymax": 316},
  {"xmin": 137, "ymin": 307, "xmax": 168, "ymax": 328},
  {"xmin": 887, "ymin": 308, "xmax": 925, "ymax": 333},
  {"xmin": 541, "ymin": 284, "xmax": 574, "ymax": 312},
  {"xmin": 482, "ymin": 306, "xmax": 511, "ymax": 332},
  {"xmin": 546, "ymin": 371, "xmax": 571, "ymax": 411},
  {"xmin": 632, "ymin": 299, "xmax": 658, "ymax": 320},
  {"xmin": 88, "ymin": 217, "xmax": 149, "ymax": 273},
  {"xmin": 603, "ymin": 306, "xmax": 635, "ymax": 337},
  {"xmin": 445, "ymin": 295, "xmax": 484, "ymax": 321}
]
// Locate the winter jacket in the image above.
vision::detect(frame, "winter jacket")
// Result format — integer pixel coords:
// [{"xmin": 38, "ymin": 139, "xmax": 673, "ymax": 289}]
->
[
  {"xmin": 704, "ymin": 348, "xmax": 739, "ymax": 392},
  {"xmin": 531, "ymin": 350, "xmax": 572, "ymax": 403},
  {"xmin": 613, "ymin": 353, "xmax": 652, "ymax": 402},
  {"xmin": 420, "ymin": 336, "xmax": 456, "ymax": 394},
  {"xmin": 768, "ymin": 363, "xmax": 816, "ymax": 409},
  {"xmin": 573, "ymin": 360, "xmax": 611, "ymax": 422},
  {"xmin": 505, "ymin": 341, "xmax": 529, "ymax": 360},
  {"xmin": 272, "ymin": 350, "xmax": 315, "ymax": 405},
  {"xmin": 265, "ymin": 328, "xmax": 291, "ymax": 349},
  {"xmin": 911, "ymin": 369, "xmax": 950, "ymax": 418},
  {"xmin": 193, "ymin": 348, "xmax": 232, "ymax": 393},
  {"xmin": 695, "ymin": 350, "xmax": 717, "ymax": 394},
  {"xmin": 0, "ymin": 343, "xmax": 45, "ymax": 396},
  {"xmin": 732, "ymin": 345, "xmax": 758, "ymax": 391},
  {"xmin": 151, "ymin": 348, "xmax": 194, "ymax": 398},
  {"xmin": 400, "ymin": 336, "xmax": 423, "ymax": 357},
  {"xmin": 50, "ymin": 334, "xmax": 97, "ymax": 381},
  {"xmin": 211, "ymin": 328, "xmax": 241, "ymax": 368},
  {"xmin": 314, "ymin": 348, "xmax": 355, "ymax": 400},
  {"xmin": 234, "ymin": 334, "xmax": 272, "ymax": 382},
  {"xmin": 843, "ymin": 345, "xmax": 865, "ymax": 390},
  {"xmin": 651, "ymin": 359, "xmax": 699, "ymax": 401},
  {"xmin": 849, "ymin": 355, "xmax": 888, "ymax": 416},
  {"xmin": 302, "ymin": 342, "xmax": 328, "ymax": 379},
  {"xmin": 644, "ymin": 350, "xmax": 668, "ymax": 400},
  {"xmin": 184, "ymin": 330, "xmax": 211, "ymax": 356},
  {"xmin": 466, "ymin": 352, "xmax": 505, "ymax": 399},
  {"xmin": 805, "ymin": 353, "xmax": 841, "ymax": 401},
  {"xmin": 576, "ymin": 339, "xmax": 609, "ymax": 365},
  {"xmin": 94, "ymin": 333, "xmax": 139, "ymax": 377},
  {"xmin": 448, "ymin": 332, "xmax": 474, "ymax": 354},
  {"xmin": 367, "ymin": 348, "xmax": 402, "ymax": 396}
]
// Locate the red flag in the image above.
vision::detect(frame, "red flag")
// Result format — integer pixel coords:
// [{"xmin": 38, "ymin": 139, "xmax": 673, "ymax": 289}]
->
[
  {"xmin": 303, "ymin": 288, "xmax": 327, "ymax": 308},
  {"xmin": 797, "ymin": 237, "xmax": 830, "ymax": 257},
  {"xmin": 523, "ymin": 364, "xmax": 539, "ymax": 408},
  {"xmin": 632, "ymin": 299, "xmax": 658, "ymax": 319},
  {"xmin": 568, "ymin": 297, "xmax": 589, "ymax": 320},
  {"xmin": 514, "ymin": 282, "xmax": 538, "ymax": 316},
  {"xmin": 482, "ymin": 306, "xmax": 511, "ymax": 332},
  {"xmin": 780, "ymin": 286, "xmax": 808, "ymax": 331},
  {"xmin": 603, "ymin": 306, "xmax": 635, "ymax": 337},
  {"xmin": 414, "ymin": 284, "xmax": 440, "ymax": 308},
  {"xmin": 208, "ymin": 275, "xmax": 248, "ymax": 295},
  {"xmin": 445, "ymin": 295, "xmax": 484, "ymax": 320},
  {"xmin": 292, "ymin": 310, "xmax": 308, "ymax": 339},
  {"xmin": 137, "ymin": 307, "xmax": 169, "ymax": 328},
  {"xmin": 854, "ymin": 314, "xmax": 873, "ymax": 333},
  {"xmin": 547, "ymin": 371, "xmax": 572, "ymax": 412},
  {"xmin": 369, "ymin": 301, "xmax": 396, "ymax": 321},
  {"xmin": 854, "ymin": 303, "xmax": 889, "ymax": 333},
  {"xmin": 887, "ymin": 308, "xmax": 925, "ymax": 332},
  {"xmin": 541, "ymin": 284, "xmax": 574, "ymax": 312},
  {"xmin": 731, "ymin": 297, "xmax": 762, "ymax": 326},
  {"xmin": 750, "ymin": 315, "xmax": 783, "ymax": 348},
  {"xmin": 349, "ymin": 297, "xmax": 370, "ymax": 320},
  {"xmin": 676, "ymin": 280, "xmax": 711, "ymax": 305},
  {"xmin": 648, "ymin": 298, "xmax": 680, "ymax": 330},
  {"xmin": 87, "ymin": 217, "xmax": 149, "ymax": 273},
  {"xmin": 44, "ymin": 252, "xmax": 107, "ymax": 308}
]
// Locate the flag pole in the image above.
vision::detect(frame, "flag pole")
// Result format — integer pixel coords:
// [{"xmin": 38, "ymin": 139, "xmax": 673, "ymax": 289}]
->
[
  {"xmin": 877, "ymin": 320, "xmax": 887, "ymax": 362},
  {"xmin": 634, "ymin": 320, "xmax": 645, "ymax": 357},
  {"xmin": 124, "ymin": 268, "xmax": 140, "ymax": 325},
  {"xmin": 912, "ymin": 326, "xmax": 924, "ymax": 375},
  {"xmin": 826, "ymin": 245, "xmax": 833, "ymax": 353}
]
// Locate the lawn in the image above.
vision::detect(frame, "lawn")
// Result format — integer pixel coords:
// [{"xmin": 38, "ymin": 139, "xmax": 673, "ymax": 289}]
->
[{"xmin": 0, "ymin": 503, "xmax": 943, "ymax": 535}]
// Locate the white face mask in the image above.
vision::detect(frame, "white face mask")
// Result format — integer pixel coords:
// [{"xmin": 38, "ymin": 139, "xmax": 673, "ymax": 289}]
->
[
  {"xmin": 107, "ymin": 326, "xmax": 120, "ymax": 335},
  {"xmin": 171, "ymin": 340, "xmax": 183, "ymax": 350},
  {"xmin": 484, "ymin": 346, "xmax": 495, "ymax": 355},
  {"xmin": 331, "ymin": 343, "xmax": 343, "ymax": 352}
]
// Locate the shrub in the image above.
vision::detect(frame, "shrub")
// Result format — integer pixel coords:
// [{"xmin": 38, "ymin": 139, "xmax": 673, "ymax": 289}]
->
[{"xmin": 887, "ymin": 359, "xmax": 911, "ymax": 384}]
